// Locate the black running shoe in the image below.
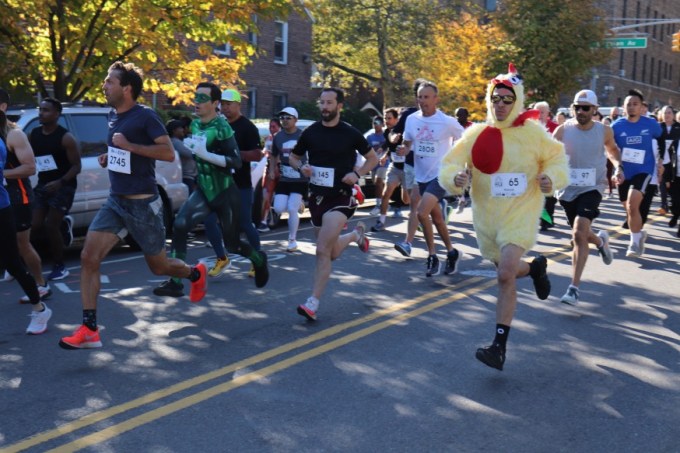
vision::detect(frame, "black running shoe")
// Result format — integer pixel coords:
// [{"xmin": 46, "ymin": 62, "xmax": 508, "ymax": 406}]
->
[
  {"xmin": 443, "ymin": 248, "xmax": 460, "ymax": 275},
  {"xmin": 425, "ymin": 254, "xmax": 439, "ymax": 277},
  {"xmin": 475, "ymin": 343, "xmax": 506, "ymax": 370},
  {"xmin": 153, "ymin": 279, "xmax": 184, "ymax": 297},
  {"xmin": 529, "ymin": 255, "xmax": 551, "ymax": 300},
  {"xmin": 254, "ymin": 251, "xmax": 269, "ymax": 288}
]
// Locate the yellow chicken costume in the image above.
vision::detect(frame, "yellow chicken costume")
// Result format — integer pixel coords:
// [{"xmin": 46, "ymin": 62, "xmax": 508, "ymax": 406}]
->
[{"xmin": 439, "ymin": 64, "xmax": 569, "ymax": 263}]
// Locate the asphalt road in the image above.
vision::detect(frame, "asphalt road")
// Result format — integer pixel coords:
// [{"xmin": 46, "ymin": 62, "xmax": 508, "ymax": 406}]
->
[{"xmin": 1, "ymin": 196, "xmax": 679, "ymax": 452}]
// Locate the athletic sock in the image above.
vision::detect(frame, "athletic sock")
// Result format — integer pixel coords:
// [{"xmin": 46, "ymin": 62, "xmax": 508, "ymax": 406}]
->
[
  {"xmin": 631, "ymin": 232, "xmax": 641, "ymax": 245},
  {"xmin": 249, "ymin": 250, "xmax": 264, "ymax": 267},
  {"xmin": 83, "ymin": 309, "xmax": 97, "ymax": 331},
  {"xmin": 379, "ymin": 214, "xmax": 386, "ymax": 223},
  {"xmin": 189, "ymin": 267, "xmax": 201, "ymax": 282},
  {"xmin": 493, "ymin": 324, "xmax": 511, "ymax": 350}
]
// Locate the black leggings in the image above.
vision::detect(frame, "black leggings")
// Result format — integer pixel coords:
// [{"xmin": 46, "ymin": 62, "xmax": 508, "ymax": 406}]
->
[
  {"xmin": 172, "ymin": 186, "xmax": 254, "ymax": 260},
  {"xmin": 0, "ymin": 206, "xmax": 39, "ymax": 304}
]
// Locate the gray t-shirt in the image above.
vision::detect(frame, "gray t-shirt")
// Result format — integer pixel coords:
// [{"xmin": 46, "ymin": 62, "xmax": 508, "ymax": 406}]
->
[
  {"xmin": 556, "ymin": 120, "xmax": 607, "ymax": 202},
  {"xmin": 171, "ymin": 136, "xmax": 198, "ymax": 180},
  {"xmin": 272, "ymin": 128, "xmax": 306, "ymax": 183}
]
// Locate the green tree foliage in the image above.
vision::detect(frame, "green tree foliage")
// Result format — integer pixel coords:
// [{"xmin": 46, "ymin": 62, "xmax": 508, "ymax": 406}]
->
[
  {"xmin": 310, "ymin": 0, "xmax": 462, "ymax": 109},
  {"xmin": 495, "ymin": 0, "xmax": 612, "ymax": 106},
  {"xmin": 0, "ymin": 0, "xmax": 292, "ymax": 104}
]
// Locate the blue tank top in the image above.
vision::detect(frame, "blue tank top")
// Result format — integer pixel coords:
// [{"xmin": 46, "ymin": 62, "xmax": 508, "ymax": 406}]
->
[
  {"xmin": 612, "ymin": 116, "xmax": 662, "ymax": 178},
  {"xmin": 0, "ymin": 138, "xmax": 10, "ymax": 209}
]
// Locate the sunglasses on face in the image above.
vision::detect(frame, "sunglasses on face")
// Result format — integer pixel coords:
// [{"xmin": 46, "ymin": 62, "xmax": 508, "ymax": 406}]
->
[
  {"xmin": 573, "ymin": 105, "xmax": 592, "ymax": 112},
  {"xmin": 194, "ymin": 93, "xmax": 212, "ymax": 104},
  {"xmin": 491, "ymin": 94, "xmax": 516, "ymax": 105},
  {"xmin": 279, "ymin": 115, "xmax": 295, "ymax": 120}
]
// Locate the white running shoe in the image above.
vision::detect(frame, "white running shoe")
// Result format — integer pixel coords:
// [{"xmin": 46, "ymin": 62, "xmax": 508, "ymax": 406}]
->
[
  {"xmin": 26, "ymin": 303, "xmax": 52, "ymax": 335},
  {"xmin": 287, "ymin": 240, "xmax": 299, "ymax": 252},
  {"xmin": 596, "ymin": 230, "xmax": 613, "ymax": 265},
  {"xmin": 20, "ymin": 284, "xmax": 52, "ymax": 303},
  {"xmin": 560, "ymin": 286, "xmax": 579, "ymax": 305}
]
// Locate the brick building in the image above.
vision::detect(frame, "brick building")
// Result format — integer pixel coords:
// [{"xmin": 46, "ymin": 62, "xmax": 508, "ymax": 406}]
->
[
  {"xmin": 213, "ymin": 9, "xmax": 318, "ymax": 119},
  {"xmin": 474, "ymin": 0, "xmax": 680, "ymax": 111},
  {"xmin": 594, "ymin": 0, "xmax": 680, "ymax": 110}
]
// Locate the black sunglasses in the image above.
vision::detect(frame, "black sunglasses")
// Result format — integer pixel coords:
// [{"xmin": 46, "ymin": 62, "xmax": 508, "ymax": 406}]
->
[
  {"xmin": 573, "ymin": 105, "xmax": 592, "ymax": 112},
  {"xmin": 491, "ymin": 94, "xmax": 516, "ymax": 105}
]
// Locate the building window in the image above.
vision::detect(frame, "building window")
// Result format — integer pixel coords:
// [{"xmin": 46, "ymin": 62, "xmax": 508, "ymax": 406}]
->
[
  {"xmin": 245, "ymin": 89, "xmax": 256, "ymax": 118},
  {"xmin": 642, "ymin": 54, "xmax": 646, "ymax": 83},
  {"xmin": 657, "ymin": 60, "xmax": 662, "ymax": 86},
  {"xmin": 214, "ymin": 43, "xmax": 232, "ymax": 56},
  {"xmin": 272, "ymin": 92, "xmax": 288, "ymax": 115},
  {"xmin": 632, "ymin": 51, "xmax": 637, "ymax": 81},
  {"xmin": 248, "ymin": 15, "xmax": 258, "ymax": 46},
  {"xmin": 274, "ymin": 21, "xmax": 288, "ymax": 64},
  {"xmin": 485, "ymin": 0, "xmax": 497, "ymax": 11},
  {"xmin": 650, "ymin": 57, "xmax": 655, "ymax": 85}
]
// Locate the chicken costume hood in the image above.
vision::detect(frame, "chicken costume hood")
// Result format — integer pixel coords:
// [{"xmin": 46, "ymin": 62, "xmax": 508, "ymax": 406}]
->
[{"xmin": 439, "ymin": 64, "xmax": 569, "ymax": 262}]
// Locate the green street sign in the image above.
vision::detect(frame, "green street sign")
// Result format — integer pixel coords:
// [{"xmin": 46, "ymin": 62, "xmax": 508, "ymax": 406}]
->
[{"xmin": 596, "ymin": 37, "xmax": 648, "ymax": 49}]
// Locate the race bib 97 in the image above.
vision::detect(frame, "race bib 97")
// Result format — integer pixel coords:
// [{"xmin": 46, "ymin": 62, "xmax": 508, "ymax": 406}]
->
[{"xmin": 569, "ymin": 168, "xmax": 596, "ymax": 187}]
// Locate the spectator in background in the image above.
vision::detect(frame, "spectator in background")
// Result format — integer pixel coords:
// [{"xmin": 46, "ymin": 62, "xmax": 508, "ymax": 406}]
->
[
  {"xmin": 556, "ymin": 111, "xmax": 568, "ymax": 125},
  {"xmin": 257, "ymin": 117, "xmax": 282, "ymax": 232},
  {"xmin": 609, "ymin": 107, "xmax": 621, "ymax": 122},
  {"xmin": 535, "ymin": 101, "xmax": 559, "ymax": 232},
  {"xmin": 367, "ymin": 117, "xmax": 387, "ymax": 216},
  {"xmin": 167, "ymin": 119, "xmax": 197, "ymax": 192}
]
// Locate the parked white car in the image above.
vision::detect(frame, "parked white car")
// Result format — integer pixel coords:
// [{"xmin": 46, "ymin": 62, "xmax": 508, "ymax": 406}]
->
[{"xmin": 7, "ymin": 106, "xmax": 188, "ymax": 236}]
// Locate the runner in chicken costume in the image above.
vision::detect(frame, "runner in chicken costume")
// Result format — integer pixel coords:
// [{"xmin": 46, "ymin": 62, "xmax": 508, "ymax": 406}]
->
[{"xmin": 439, "ymin": 64, "xmax": 569, "ymax": 371}]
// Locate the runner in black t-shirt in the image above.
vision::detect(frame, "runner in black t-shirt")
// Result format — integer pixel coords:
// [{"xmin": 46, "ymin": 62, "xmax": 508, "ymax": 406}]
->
[
  {"xmin": 59, "ymin": 61, "xmax": 208, "ymax": 350},
  {"xmin": 289, "ymin": 88, "xmax": 378, "ymax": 321}
]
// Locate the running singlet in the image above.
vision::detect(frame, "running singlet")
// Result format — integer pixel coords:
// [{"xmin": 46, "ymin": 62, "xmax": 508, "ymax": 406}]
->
[
  {"xmin": 556, "ymin": 120, "xmax": 607, "ymax": 202},
  {"xmin": 272, "ymin": 128, "xmax": 306, "ymax": 183},
  {"xmin": 107, "ymin": 104, "xmax": 167, "ymax": 196},
  {"xmin": 3, "ymin": 133, "xmax": 33, "ymax": 206},
  {"xmin": 190, "ymin": 116, "xmax": 237, "ymax": 202},
  {"xmin": 30, "ymin": 125, "xmax": 76, "ymax": 187},
  {"xmin": 0, "ymin": 138, "xmax": 10, "ymax": 209},
  {"xmin": 292, "ymin": 121, "xmax": 370, "ymax": 196},
  {"xmin": 612, "ymin": 116, "xmax": 662, "ymax": 179}
]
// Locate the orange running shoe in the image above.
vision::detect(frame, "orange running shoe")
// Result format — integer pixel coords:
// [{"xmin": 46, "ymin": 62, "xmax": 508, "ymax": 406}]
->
[
  {"xmin": 189, "ymin": 263, "xmax": 207, "ymax": 303},
  {"xmin": 59, "ymin": 324, "xmax": 102, "ymax": 349}
]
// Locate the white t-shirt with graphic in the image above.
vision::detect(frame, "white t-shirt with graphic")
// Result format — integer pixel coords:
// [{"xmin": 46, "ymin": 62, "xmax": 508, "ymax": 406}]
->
[{"xmin": 404, "ymin": 110, "xmax": 464, "ymax": 183}]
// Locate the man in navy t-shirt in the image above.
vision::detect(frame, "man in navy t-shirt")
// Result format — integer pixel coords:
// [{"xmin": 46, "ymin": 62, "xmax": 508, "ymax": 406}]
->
[
  {"xmin": 611, "ymin": 89, "xmax": 662, "ymax": 258},
  {"xmin": 60, "ymin": 61, "xmax": 208, "ymax": 350}
]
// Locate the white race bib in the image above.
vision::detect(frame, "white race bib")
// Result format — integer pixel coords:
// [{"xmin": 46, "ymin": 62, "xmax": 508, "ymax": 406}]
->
[
  {"xmin": 569, "ymin": 168, "xmax": 596, "ymax": 187},
  {"xmin": 310, "ymin": 166, "xmax": 334, "ymax": 187},
  {"xmin": 281, "ymin": 165, "xmax": 300, "ymax": 179},
  {"xmin": 415, "ymin": 140, "xmax": 436, "ymax": 157},
  {"xmin": 391, "ymin": 153, "xmax": 405, "ymax": 163},
  {"xmin": 107, "ymin": 146, "xmax": 131, "ymax": 174},
  {"xmin": 184, "ymin": 135, "xmax": 207, "ymax": 155},
  {"xmin": 490, "ymin": 173, "xmax": 527, "ymax": 197},
  {"xmin": 621, "ymin": 147, "xmax": 645, "ymax": 165},
  {"xmin": 35, "ymin": 155, "xmax": 58, "ymax": 172}
]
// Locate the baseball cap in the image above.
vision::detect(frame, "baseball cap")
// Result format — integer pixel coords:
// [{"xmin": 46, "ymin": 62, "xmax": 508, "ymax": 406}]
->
[
  {"xmin": 278, "ymin": 107, "xmax": 298, "ymax": 118},
  {"xmin": 573, "ymin": 89, "xmax": 598, "ymax": 106},
  {"xmin": 221, "ymin": 89, "xmax": 241, "ymax": 102}
]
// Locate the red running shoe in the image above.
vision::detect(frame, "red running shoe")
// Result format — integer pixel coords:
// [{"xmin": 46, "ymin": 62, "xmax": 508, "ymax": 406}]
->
[
  {"xmin": 189, "ymin": 263, "xmax": 208, "ymax": 303},
  {"xmin": 352, "ymin": 184, "xmax": 365, "ymax": 205}
]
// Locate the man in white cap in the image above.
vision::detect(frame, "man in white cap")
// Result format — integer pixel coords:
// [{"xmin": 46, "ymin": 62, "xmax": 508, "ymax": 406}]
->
[
  {"xmin": 269, "ymin": 106, "xmax": 307, "ymax": 251},
  {"xmin": 553, "ymin": 89, "xmax": 623, "ymax": 305}
]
